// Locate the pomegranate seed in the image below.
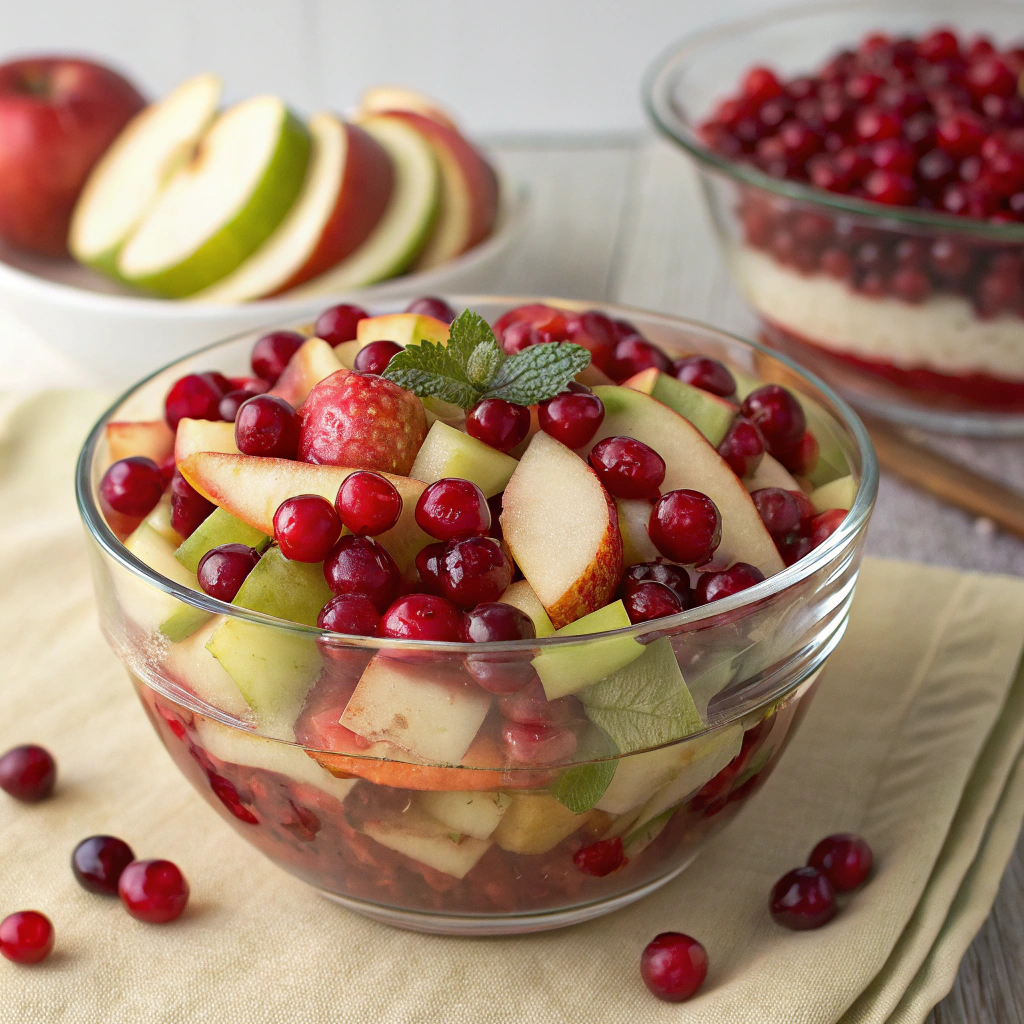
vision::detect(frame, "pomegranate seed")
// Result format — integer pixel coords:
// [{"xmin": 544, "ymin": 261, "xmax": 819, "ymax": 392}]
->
[
  {"xmin": 335, "ymin": 471, "xmax": 402, "ymax": 536},
  {"xmin": 314, "ymin": 304, "xmax": 368, "ymax": 346},
  {"xmin": 0, "ymin": 911, "xmax": 54, "ymax": 964},
  {"xmin": 695, "ymin": 562, "xmax": 765, "ymax": 604},
  {"xmin": 169, "ymin": 470, "xmax": 214, "ymax": 539},
  {"xmin": 99, "ymin": 457, "xmax": 164, "ymax": 517},
  {"xmin": 463, "ymin": 604, "xmax": 537, "ymax": 693},
  {"xmin": 197, "ymin": 543, "xmax": 260, "ymax": 601},
  {"xmin": 671, "ymin": 355, "xmax": 737, "ymax": 397},
  {"xmin": 740, "ymin": 385, "xmax": 806, "ymax": 455},
  {"xmin": 608, "ymin": 336, "xmax": 671, "ymax": 380},
  {"xmin": 498, "ymin": 679, "xmax": 578, "ymax": 726},
  {"xmin": 71, "ymin": 835, "xmax": 135, "ymax": 895},
  {"xmin": 323, "ymin": 536, "xmax": 399, "ymax": 611},
  {"xmin": 918, "ymin": 28, "xmax": 960, "ymax": 62},
  {"xmin": 378, "ymin": 593, "xmax": 464, "ymax": 641},
  {"xmin": 415, "ymin": 541, "xmax": 447, "ymax": 595},
  {"xmin": 742, "ymin": 66, "xmax": 783, "ymax": 105},
  {"xmin": 317, "ymin": 594, "xmax": 381, "ymax": 636},
  {"xmin": 751, "ymin": 487, "xmax": 804, "ymax": 537},
  {"xmin": 717, "ymin": 416, "xmax": 766, "ymax": 477},
  {"xmin": 353, "ymin": 340, "xmax": 402, "ymax": 375},
  {"xmin": 621, "ymin": 560, "xmax": 693, "ymax": 607},
  {"xmin": 438, "ymin": 537, "xmax": 512, "ymax": 606},
  {"xmin": 811, "ymin": 509, "xmax": 848, "ymax": 547},
  {"xmin": 640, "ymin": 933, "xmax": 708, "ymax": 1003},
  {"xmin": 118, "ymin": 859, "xmax": 190, "ymax": 924},
  {"xmin": 234, "ymin": 395, "xmax": 299, "ymax": 459},
  {"xmin": 0, "ymin": 744, "xmax": 56, "ymax": 802},
  {"xmin": 808, "ymin": 833, "xmax": 874, "ymax": 891},
  {"xmin": 649, "ymin": 490, "xmax": 722, "ymax": 565},
  {"xmin": 415, "ymin": 478, "xmax": 491, "ymax": 541},
  {"xmin": 502, "ymin": 721, "xmax": 577, "ymax": 765},
  {"xmin": 588, "ymin": 436, "xmax": 665, "ymax": 499},
  {"xmin": 273, "ymin": 495, "xmax": 341, "ymax": 563},
  {"xmin": 405, "ymin": 296, "xmax": 456, "ymax": 322},
  {"xmin": 251, "ymin": 330, "xmax": 304, "ymax": 383},
  {"xmin": 465, "ymin": 399, "xmax": 531, "ymax": 453},
  {"xmin": 624, "ymin": 580, "xmax": 683, "ymax": 624},
  {"xmin": 769, "ymin": 866, "xmax": 837, "ymax": 930},
  {"xmin": 538, "ymin": 391, "xmax": 605, "ymax": 449},
  {"xmin": 574, "ymin": 836, "xmax": 626, "ymax": 876}
]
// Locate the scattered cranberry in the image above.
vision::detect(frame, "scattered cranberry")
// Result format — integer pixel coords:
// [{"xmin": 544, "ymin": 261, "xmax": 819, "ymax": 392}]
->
[
  {"xmin": 314, "ymin": 304, "xmax": 368, "ymax": 346},
  {"xmin": 353, "ymin": 340, "xmax": 403, "ymax": 375},
  {"xmin": 323, "ymin": 536, "xmax": 400, "ymax": 611},
  {"xmin": 649, "ymin": 490, "xmax": 722, "ymax": 565},
  {"xmin": 811, "ymin": 508, "xmax": 848, "ymax": 547},
  {"xmin": 335, "ymin": 471, "xmax": 402, "ymax": 536},
  {"xmin": 99, "ymin": 457, "xmax": 164, "ymax": 518},
  {"xmin": 377, "ymin": 593, "xmax": 464, "ymax": 641},
  {"xmin": 169, "ymin": 470, "xmax": 214, "ymax": 539},
  {"xmin": 274, "ymin": 495, "xmax": 341, "ymax": 563},
  {"xmin": 588, "ymin": 436, "xmax": 666, "ymax": 499},
  {"xmin": 405, "ymin": 296, "xmax": 456, "ymax": 323},
  {"xmin": 0, "ymin": 911, "xmax": 54, "ymax": 964},
  {"xmin": 196, "ymin": 543, "xmax": 260, "ymax": 601},
  {"xmin": 415, "ymin": 541, "xmax": 447, "ymax": 595},
  {"xmin": 640, "ymin": 932, "xmax": 708, "ymax": 1003},
  {"xmin": 751, "ymin": 487, "xmax": 804, "ymax": 537},
  {"xmin": 218, "ymin": 389, "xmax": 253, "ymax": 423},
  {"xmin": 672, "ymin": 355, "xmax": 736, "ymax": 397},
  {"xmin": 695, "ymin": 562, "xmax": 766, "ymax": 604},
  {"xmin": 622, "ymin": 559, "xmax": 693, "ymax": 607},
  {"xmin": 741, "ymin": 385, "xmax": 806, "ymax": 456},
  {"xmin": 624, "ymin": 580, "xmax": 683, "ymax": 624},
  {"xmin": 438, "ymin": 537, "xmax": 512, "ymax": 606},
  {"xmin": 538, "ymin": 391, "xmax": 605, "ymax": 449},
  {"xmin": 778, "ymin": 532, "xmax": 813, "ymax": 567},
  {"xmin": 808, "ymin": 833, "xmax": 873, "ymax": 891},
  {"xmin": 0, "ymin": 744, "xmax": 56, "ymax": 802},
  {"xmin": 769, "ymin": 866, "xmax": 837, "ymax": 930},
  {"xmin": 234, "ymin": 395, "xmax": 300, "ymax": 459},
  {"xmin": 415, "ymin": 478, "xmax": 491, "ymax": 541},
  {"xmin": 317, "ymin": 594, "xmax": 381, "ymax": 637},
  {"xmin": 717, "ymin": 417, "xmax": 765, "ymax": 478},
  {"xmin": 573, "ymin": 836, "xmax": 625, "ymax": 876},
  {"xmin": 251, "ymin": 330, "xmax": 304, "ymax": 384},
  {"xmin": 498, "ymin": 679, "xmax": 578, "ymax": 726},
  {"xmin": 608, "ymin": 336, "xmax": 671, "ymax": 380},
  {"xmin": 775, "ymin": 431, "xmax": 820, "ymax": 477},
  {"xmin": 118, "ymin": 859, "xmax": 190, "ymax": 924},
  {"xmin": 463, "ymin": 603, "xmax": 537, "ymax": 693},
  {"xmin": 465, "ymin": 398, "xmax": 531, "ymax": 453},
  {"xmin": 71, "ymin": 835, "xmax": 135, "ymax": 895},
  {"xmin": 502, "ymin": 721, "xmax": 577, "ymax": 765},
  {"xmin": 567, "ymin": 310, "xmax": 617, "ymax": 370},
  {"xmin": 164, "ymin": 372, "xmax": 226, "ymax": 430}
]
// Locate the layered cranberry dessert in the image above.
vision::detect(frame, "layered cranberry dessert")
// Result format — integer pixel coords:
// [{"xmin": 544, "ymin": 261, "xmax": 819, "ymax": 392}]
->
[
  {"xmin": 90, "ymin": 298, "xmax": 858, "ymax": 927},
  {"xmin": 700, "ymin": 28, "xmax": 1024, "ymax": 413}
]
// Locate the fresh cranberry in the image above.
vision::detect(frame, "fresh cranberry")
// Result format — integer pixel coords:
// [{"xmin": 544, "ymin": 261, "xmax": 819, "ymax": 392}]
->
[
  {"xmin": 918, "ymin": 28, "xmax": 960, "ymax": 62},
  {"xmin": 671, "ymin": 355, "xmax": 737, "ymax": 397},
  {"xmin": 118, "ymin": 859, "xmax": 190, "ymax": 924},
  {"xmin": 438, "ymin": 537, "xmax": 512, "ymax": 606},
  {"xmin": 317, "ymin": 594, "xmax": 381, "ymax": 636},
  {"xmin": 574, "ymin": 836, "xmax": 626, "ymax": 876},
  {"xmin": 936, "ymin": 110, "xmax": 986, "ymax": 158},
  {"xmin": 622, "ymin": 560, "xmax": 693, "ymax": 607},
  {"xmin": 0, "ymin": 744, "xmax": 56, "ymax": 802},
  {"xmin": 234, "ymin": 395, "xmax": 299, "ymax": 459},
  {"xmin": 251, "ymin": 330, "xmax": 304, "ymax": 383},
  {"xmin": 740, "ymin": 385, "xmax": 806, "ymax": 455},
  {"xmin": 930, "ymin": 238, "xmax": 973, "ymax": 279},
  {"xmin": 750, "ymin": 487, "xmax": 803, "ymax": 537},
  {"xmin": 808, "ymin": 833, "xmax": 873, "ymax": 891},
  {"xmin": 164, "ymin": 372, "xmax": 226, "ymax": 430},
  {"xmin": 778, "ymin": 532, "xmax": 813, "ymax": 567},
  {"xmin": 743, "ymin": 65, "xmax": 783, "ymax": 104},
  {"xmin": 353, "ymin": 340, "xmax": 402, "ymax": 375},
  {"xmin": 538, "ymin": 391, "xmax": 605, "ymax": 449},
  {"xmin": 415, "ymin": 478, "xmax": 490, "ymax": 541},
  {"xmin": 229, "ymin": 376, "xmax": 270, "ymax": 397},
  {"xmin": 323, "ymin": 536, "xmax": 400, "ymax": 611},
  {"xmin": 966, "ymin": 56, "xmax": 1017, "ymax": 101},
  {"xmin": 463, "ymin": 604, "xmax": 537, "ymax": 693},
  {"xmin": 608, "ymin": 336, "xmax": 671, "ymax": 380},
  {"xmin": 695, "ymin": 562, "xmax": 765, "ymax": 604},
  {"xmin": 0, "ymin": 912, "xmax": 54, "ymax": 964},
  {"xmin": 99, "ymin": 457, "xmax": 164, "ymax": 518},
  {"xmin": 335, "ymin": 471, "xmax": 402, "ymax": 536},
  {"xmin": 465, "ymin": 399, "xmax": 531, "ymax": 453},
  {"xmin": 71, "ymin": 835, "xmax": 135, "ymax": 895},
  {"xmin": 854, "ymin": 107, "xmax": 902, "ymax": 144},
  {"xmin": 864, "ymin": 169, "xmax": 917, "ymax": 205},
  {"xmin": 377, "ymin": 594, "xmax": 464, "ymax": 641},
  {"xmin": 415, "ymin": 541, "xmax": 447, "ymax": 594},
  {"xmin": 498, "ymin": 679, "xmax": 578, "ymax": 726},
  {"xmin": 811, "ymin": 509, "xmax": 847, "ymax": 547},
  {"xmin": 649, "ymin": 490, "xmax": 722, "ymax": 565},
  {"xmin": 196, "ymin": 543, "xmax": 260, "ymax": 601},
  {"xmin": 218, "ymin": 389, "xmax": 254, "ymax": 423},
  {"xmin": 169, "ymin": 470, "xmax": 214, "ymax": 539},
  {"xmin": 587, "ymin": 436, "xmax": 665, "ymax": 499},
  {"xmin": 502, "ymin": 721, "xmax": 577, "ymax": 765},
  {"xmin": 566, "ymin": 311, "xmax": 617, "ymax": 370},
  {"xmin": 273, "ymin": 495, "xmax": 341, "ymax": 563},
  {"xmin": 405, "ymin": 296, "xmax": 456, "ymax": 322},
  {"xmin": 640, "ymin": 933, "xmax": 708, "ymax": 1003},
  {"xmin": 717, "ymin": 416, "xmax": 765, "ymax": 478},
  {"xmin": 624, "ymin": 580, "xmax": 683, "ymax": 624},
  {"xmin": 769, "ymin": 866, "xmax": 837, "ymax": 930},
  {"xmin": 314, "ymin": 304, "xmax": 368, "ymax": 346}
]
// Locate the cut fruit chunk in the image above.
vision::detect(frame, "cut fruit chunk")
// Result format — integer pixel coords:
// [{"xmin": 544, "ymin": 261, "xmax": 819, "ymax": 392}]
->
[
  {"xmin": 743, "ymin": 453, "xmax": 799, "ymax": 492},
  {"xmin": 589, "ymin": 386, "xmax": 784, "ymax": 577},
  {"xmin": 268, "ymin": 337, "xmax": 343, "ymax": 408},
  {"xmin": 174, "ymin": 418, "xmax": 239, "ymax": 464},
  {"xmin": 117, "ymin": 96, "xmax": 312, "ymax": 297},
  {"xmin": 616, "ymin": 497, "xmax": 660, "ymax": 567},
  {"xmin": 498, "ymin": 580, "xmax": 555, "ymax": 638},
  {"xmin": 160, "ymin": 616, "xmax": 252, "ymax": 719},
  {"xmin": 357, "ymin": 85, "xmax": 460, "ymax": 132},
  {"xmin": 340, "ymin": 655, "xmax": 491, "ymax": 765},
  {"xmin": 417, "ymin": 790, "xmax": 510, "ymax": 841},
  {"xmin": 409, "ymin": 421, "xmax": 517, "ymax": 498},
  {"xmin": 532, "ymin": 601, "xmax": 643, "ymax": 700},
  {"xmin": 70, "ymin": 72, "xmax": 223, "ymax": 274},
  {"xmin": 289, "ymin": 115, "xmax": 440, "ymax": 295},
  {"xmin": 501, "ymin": 431, "xmax": 623, "ymax": 629},
  {"xmin": 810, "ymin": 475, "xmax": 856, "ymax": 514},
  {"xmin": 231, "ymin": 545, "xmax": 334, "ymax": 628},
  {"xmin": 356, "ymin": 311, "xmax": 450, "ymax": 350},
  {"xmin": 105, "ymin": 420, "xmax": 175, "ymax": 464},
  {"xmin": 491, "ymin": 791, "xmax": 593, "ymax": 855},
  {"xmin": 190, "ymin": 115, "xmax": 393, "ymax": 302},
  {"xmin": 143, "ymin": 493, "xmax": 182, "ymax": 548},
  {"xmin": 623, "ymin": 368, "xmax": 737, "ymax": 447},
  {"xmin": 173, "ymin": 506, "xmax": 270, "ymax": 574}
]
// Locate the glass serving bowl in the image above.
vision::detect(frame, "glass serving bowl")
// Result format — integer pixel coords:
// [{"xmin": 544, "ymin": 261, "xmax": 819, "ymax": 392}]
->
[
  {"xmin": 646, "ymin": 0, "xmax": 1024, "ymax": 436},
  {"xmin": 76, "ymin": 297, "xmax": 877, "ymax": 935}
]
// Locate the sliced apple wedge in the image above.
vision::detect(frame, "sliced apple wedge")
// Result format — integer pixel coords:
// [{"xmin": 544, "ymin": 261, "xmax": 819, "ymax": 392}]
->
[
  {"xmin": 498, "ymin": 580, "xmax": 555, "ymax": 638},
  {"xmin": 589, "ymin": 386, "xmax": 784, "ymax": 577},
  {"xmin": 70, "ymin": 73, "xmax": 223, "ymax": 275},
  {"xmin": 810, "ymin": 475, "xmax": 856, "ymax": 514},
  {"xmin": 742, "ymin": 453, "xmax": 799, "ymax": 493},
  {"xmin": 174, "ymin": 418, "xmax": 238, "ymax": 465},
  {"xmin": 623, "ymin": 368, "xmax": 737, "ymax": 447},
  {"xmin": 268, "ymin": 337, "xmax": 344, "ymax": 408},
  {"xmin": 161, "ymin": 616, "xmax": 253, "ymax": 720},
  {"xmin": 417, "ymin": 790, "xmax": 510, "ymax": 841},
  {"xmin": 357, "ymin": 85, "xmax": 460, "ymax": 131},
  {"xmin": 491, "ymin": 792, "xmax": 594, "ymax": 855},
  {"xmin": 409, "ymin": 421, "xmax": 517, "ymax": 498},
  {"xmin": 117, "ymin": 96, "xmax": 311, "ymax": 297},
  {"xmin": 106, "ymin": 420, "xmax": 174, "ymax": 464},
  {"xmin": 190, "ymin": 115, "xmax": 394, "ymax": 303},
  {"xmin": 500, "ymin": 431, "xmax": 623, "ymax": 629},
  {"xmin": 616, "ymin": 497, "xmax": 660, "ymax": 567},
  {"xmin": 356, "ymin": 311, "xmax": 450, "ymax": 350}
]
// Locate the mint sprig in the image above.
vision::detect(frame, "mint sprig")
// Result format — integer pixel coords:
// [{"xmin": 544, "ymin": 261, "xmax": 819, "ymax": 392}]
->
[
  {"xmin": 381, "ymin": 308, "xmax": 591, "ymax": 410},
  {"xmin": 549, "ymin": 726, "xmax": 618, "ymax": 814}
]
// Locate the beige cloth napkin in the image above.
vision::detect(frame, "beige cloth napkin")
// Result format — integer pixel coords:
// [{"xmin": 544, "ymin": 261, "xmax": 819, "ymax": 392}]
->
[{"xmin": 1, "ymin": 390, "xmax": 1023, "ymax": 1024}]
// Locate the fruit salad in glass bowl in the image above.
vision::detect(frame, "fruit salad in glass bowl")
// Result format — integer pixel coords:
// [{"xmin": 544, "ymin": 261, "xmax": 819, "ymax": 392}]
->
[
  {"xmin": 76, "ymin": 295, "xmax": 876, "ymax": 934},
  {"xmin": 646, "ymin": 0, "xmax": 1024, "ymax": 435}
]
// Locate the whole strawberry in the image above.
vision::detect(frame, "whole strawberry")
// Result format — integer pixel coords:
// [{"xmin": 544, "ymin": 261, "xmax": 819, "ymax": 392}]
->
[{"xmin": 299, "ymin": 369, "xmax": 427, "ymax": 475}]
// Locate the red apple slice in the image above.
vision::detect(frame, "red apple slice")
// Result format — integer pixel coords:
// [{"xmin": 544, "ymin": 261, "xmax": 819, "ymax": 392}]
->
[
  {"xmin": 105, "ymin": 420, "xmax": 174, "ymax": 464},
  {"xmin": 269, "ymin": 337, "xmax": 344, "ymax": 407},
  {"xmin": 356, "ymin": 85, "xmax": 460, "ymax": 131},
  {"xmin": 500, "ymin": 431, "xmax": 623, "ymax": 629},
  {"xmin": 190, "ymin": 115, "xmax": 394, "ymax": 302},
  {"xmin": 174, "ymin": 419, "xmax": 238, "ymax": 465}
]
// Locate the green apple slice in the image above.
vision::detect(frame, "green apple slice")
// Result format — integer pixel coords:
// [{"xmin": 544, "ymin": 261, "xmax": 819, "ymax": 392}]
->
[
  {"xmin": 743, "ymin": 453, "xmax": 799, "ymax": 492},
  {"xmin": 623, "ymin": 368, "xmax": 738, "ymax": 447},
  {"xmin": 70, "ymin": 72, "xmax": 223, "ymax": 275},
  {"xmin": 498, "ymin": 580, "xmax": 555, "ymax": 638},
  {"xmin": 491, "ymin": 792, "xmax": 593, "ymax": 855},
  {"xmin": 289, "ymin": 115, "xmax": 439, "ymax": 295},
  {"xmin": 161, "ymin": 616, "xmax": 252, "ymax": 719},
  {"xmin": 174, "ymin": 507, "xmax": 270, "ymax": 574},
  {"xmin": 117, "ymin": 96, "xmax": 311, "ymax": 297},
  {"xmin": 417, "ymin": 790, "xmax": 510, "ymax": 841},
  {"xmin": 810, "ymin": 474, "xmax": 856, "ymax": 514},
  {"xmin": 409, "ymin": 421, "xmax": 518, "ymax": 498}
]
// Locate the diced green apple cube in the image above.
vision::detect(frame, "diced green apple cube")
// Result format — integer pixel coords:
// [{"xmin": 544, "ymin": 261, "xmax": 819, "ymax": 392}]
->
[
  {"xmin": 810, "ymin": 475, "xmax": 856, "ymax": 514},
  {"xmin": 409, "ymin": 420, "xmax": 518, "ymax": 498},
  {"xmin": 161, "ymin": 616, "xmax": 252, "ymax": 720},
  {"xmin": 491, "ymin": 791, "xmax": 594, "ymax": 855},
  {"xmin": 417, "ymin": 790, "xmax": 510, "ymax": 841},
  {"xmin": 174, "ymin": 507, "xmax": 270, "ymax": 574}
]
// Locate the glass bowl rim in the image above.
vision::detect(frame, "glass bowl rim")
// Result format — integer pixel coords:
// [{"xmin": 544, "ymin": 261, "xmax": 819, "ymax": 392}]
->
[
  {"xmin": 643, "ymin": 0, "xmax": 1024, "ymax": 244},
  {"xmin": 76, "ymin": 293, "xmax": 879, "ymax": 655}
]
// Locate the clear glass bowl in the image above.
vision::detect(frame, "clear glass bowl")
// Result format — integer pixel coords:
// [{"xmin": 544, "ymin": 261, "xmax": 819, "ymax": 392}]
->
[
  {"xmin": 646, "ymin": 0, "xmax": 1024, "ymax": 436},
  {"xmin": 76, "ymin": 297, "xmax": 877, "ymax": 934}
]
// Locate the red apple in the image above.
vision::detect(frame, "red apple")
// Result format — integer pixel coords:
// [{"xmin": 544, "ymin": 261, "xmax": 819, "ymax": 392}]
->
[{"xmin": 0, "ymin": 57, "xmax": 145, "ymax": 256}]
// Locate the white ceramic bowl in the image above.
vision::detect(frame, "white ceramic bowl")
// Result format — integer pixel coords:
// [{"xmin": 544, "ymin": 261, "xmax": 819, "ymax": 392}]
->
[{"xmin": 0, "ymin": 184, "xmax": 528, "ymax": 388}]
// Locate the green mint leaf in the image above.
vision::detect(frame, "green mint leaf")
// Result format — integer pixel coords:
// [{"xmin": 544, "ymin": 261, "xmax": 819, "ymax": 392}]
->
[
  {"xmin": 446, "ymin": 309, "xmax": 502, "ymax": 371},
  {"xmin": 466, "ymin": 339, "xmax": 503, "ymax": 387},
  {"xmin": 380, "ymin": 339, "xmax": 479, "ymax": 409},
  {"xmin": 482, "ymin": 342, "xmax": 592, "ymax": 407},
  {"xmin": 550, "ymin": 759, "xmax": 617, "ymax": 814}
]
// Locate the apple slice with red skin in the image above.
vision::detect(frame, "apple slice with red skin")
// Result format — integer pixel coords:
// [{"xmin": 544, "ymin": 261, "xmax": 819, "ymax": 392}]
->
[
  {"xmin": 106, "ymin": 420, "xmax": 174, "ymax": 464},
  {"xmin": 355, "ymin": 311, "xmax": 450, "ymax": 350},
  {"xmin": 357, "ymin": 85, "xmax": 460, "ymax": 131},
  {"xmin": 269, "ymin": 337, "xmax": 344, "ymax": 408},
  {"xmin": 501, "ymin": 430, "xmax": 623, "ymax": 629},
  {"xmin": 174, "ymin": 418, "xmax": 238, "ymax": 465}
]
